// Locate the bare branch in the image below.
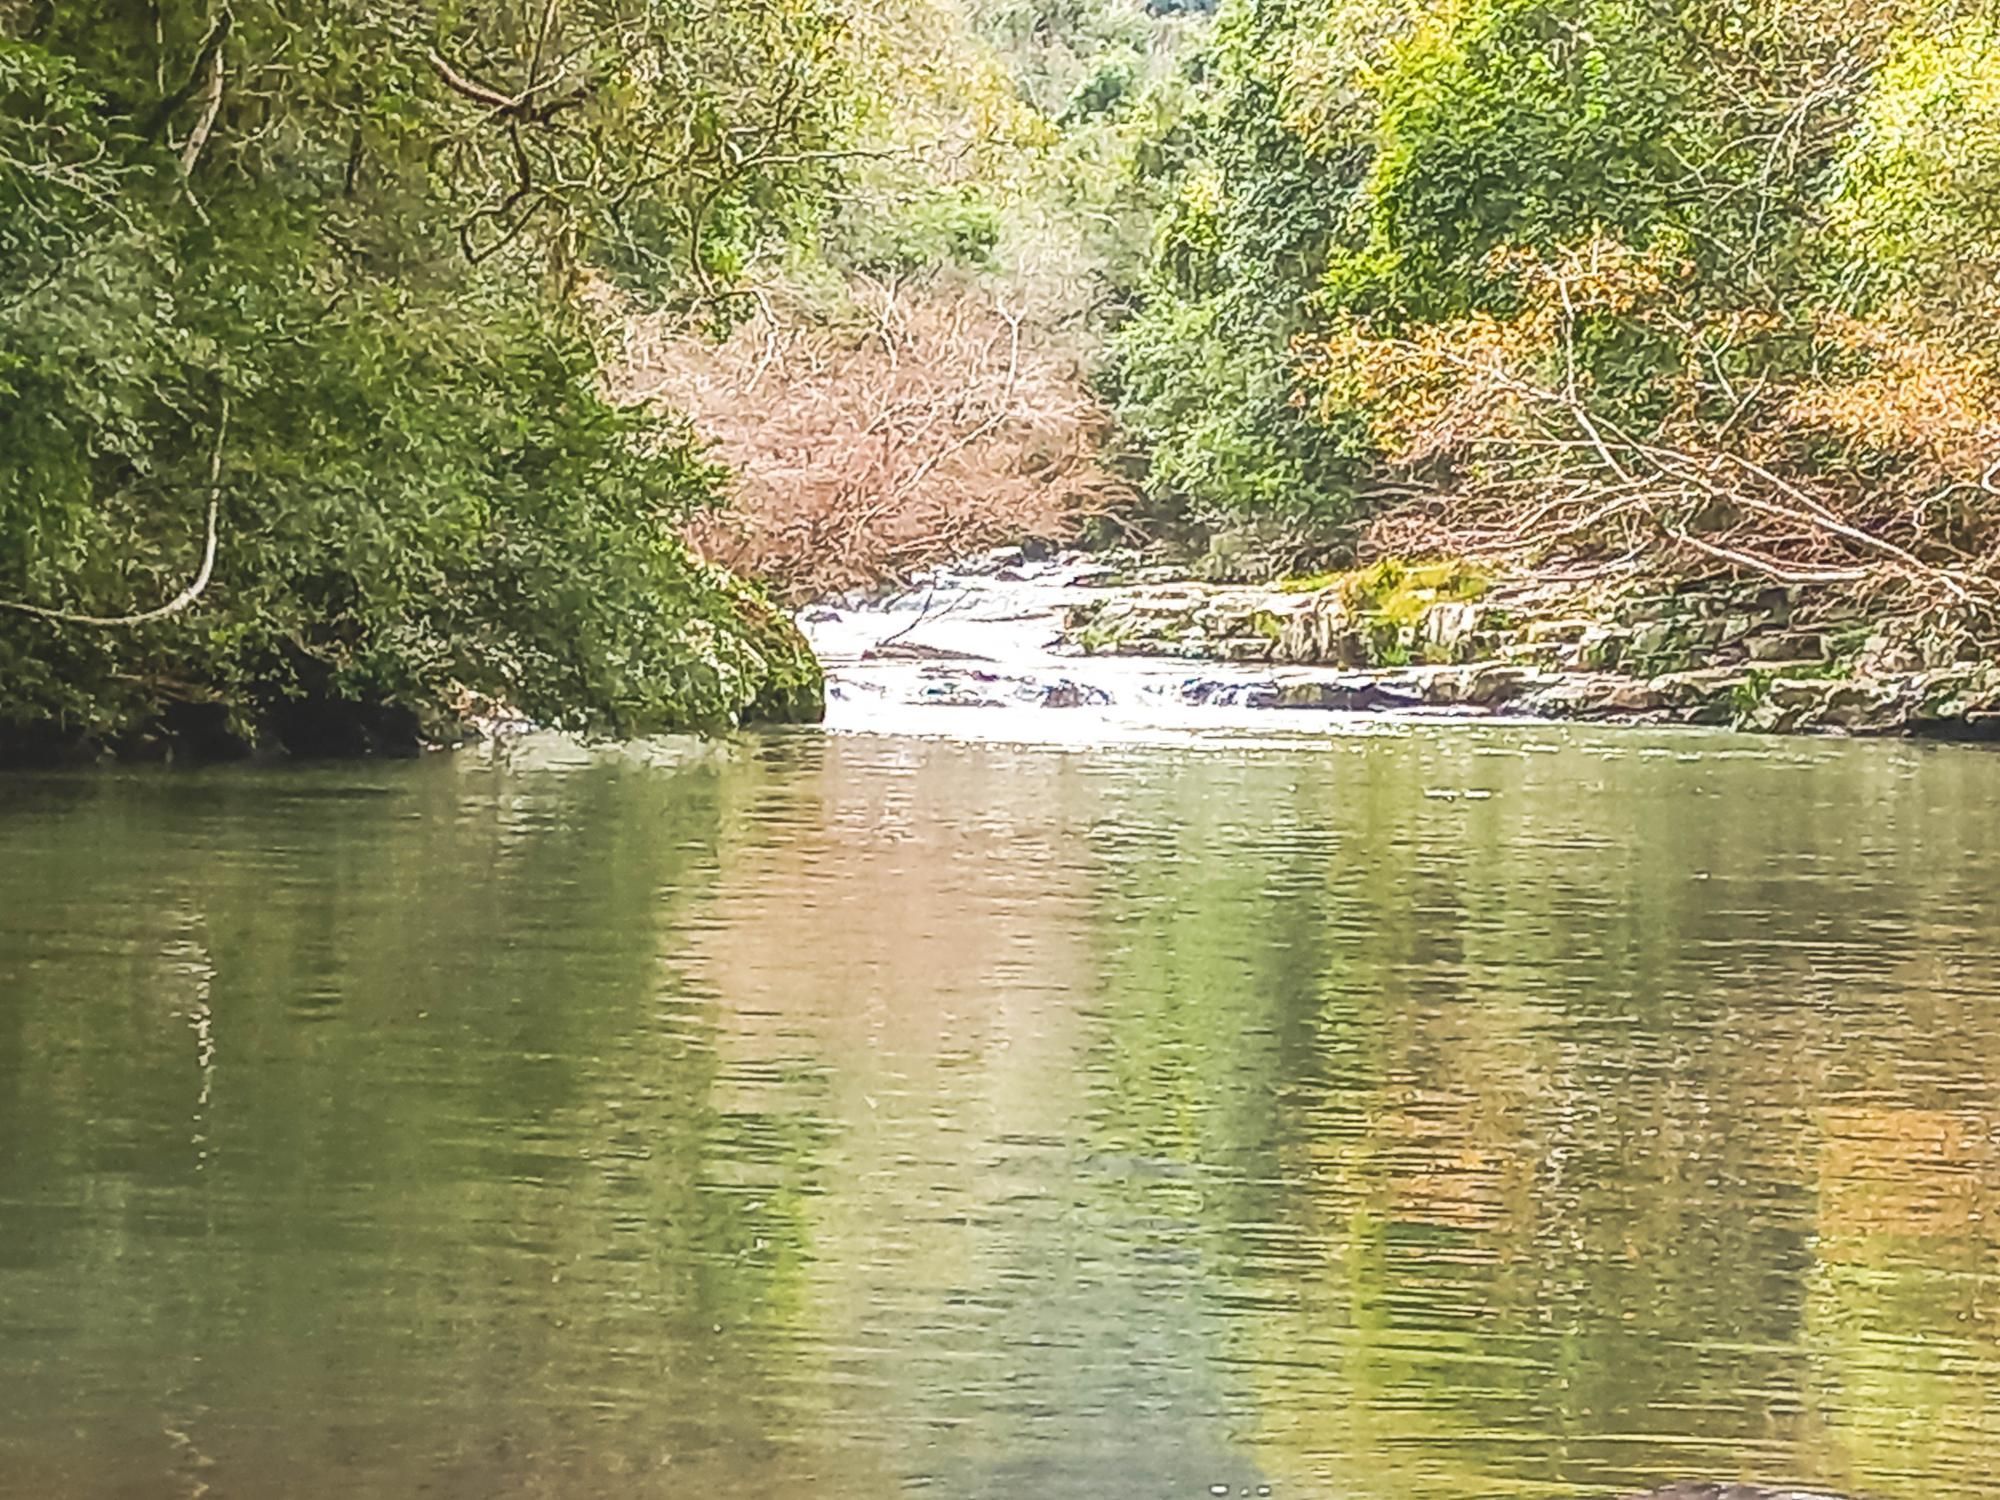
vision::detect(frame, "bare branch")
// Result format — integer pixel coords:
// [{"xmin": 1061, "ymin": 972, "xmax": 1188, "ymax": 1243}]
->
[{"xmin": 424, "ymin": 47, "xmax": 520, "ymax": 112}]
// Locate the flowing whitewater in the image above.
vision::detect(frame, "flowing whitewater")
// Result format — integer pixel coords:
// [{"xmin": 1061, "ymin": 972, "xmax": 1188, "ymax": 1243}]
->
[
  {"xmin": 806, "ymin": 550, "xmax": 1474, "ymax": 744},
  {"xmin": 805, "ymin": 549, "xmax": 2000, "ymax": 743}
]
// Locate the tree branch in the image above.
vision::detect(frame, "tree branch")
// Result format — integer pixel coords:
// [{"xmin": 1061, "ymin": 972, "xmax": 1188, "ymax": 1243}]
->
[
  {"xmin": 142, "ymin": 11, "xmax": 232, "ymax": 143},
  {"xmin": 0, "ymin": 395, "xmax": 229, "ymax": 628},
  {"xmin": 424, "ymin": 47, "xmax": 590, "ymax": 123},
  {"xmin": 178, "ymin": 40, "xmax": 225, "ymax": 176}
]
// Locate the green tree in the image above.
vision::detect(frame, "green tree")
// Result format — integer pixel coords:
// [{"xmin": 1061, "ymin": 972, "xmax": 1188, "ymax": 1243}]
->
[{"xmin": 0, "ymin": 0, "xmax": 847, "ymax": 760}]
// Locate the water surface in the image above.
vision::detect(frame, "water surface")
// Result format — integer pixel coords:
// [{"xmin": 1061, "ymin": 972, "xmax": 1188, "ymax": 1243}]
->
[{"xmin": 3, "ymin": 724, "xmax": 1998, "ymax": 1499}]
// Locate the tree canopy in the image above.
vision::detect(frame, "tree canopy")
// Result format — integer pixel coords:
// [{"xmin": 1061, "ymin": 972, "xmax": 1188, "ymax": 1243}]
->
[
  {"xmin": 1111, "ymin": 0, "xmax": 2000, "ymax": 606},
  {"xmin": 5, "ymin": 0, "xmax": 1997, "ymax": 758},
  {"xmin": 0, "ymin": 0, "xmax": 847, "ymax": 757}
]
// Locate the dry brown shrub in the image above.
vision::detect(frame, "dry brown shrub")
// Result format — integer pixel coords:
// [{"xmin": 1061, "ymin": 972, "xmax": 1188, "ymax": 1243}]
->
[
  {"xmin": 613, "ymin": 282, "xmax": 1132, "ymax": 602},
  {"xmin": 1784, "ymin": 316, "xmax": 2000, "ymax": 478}
]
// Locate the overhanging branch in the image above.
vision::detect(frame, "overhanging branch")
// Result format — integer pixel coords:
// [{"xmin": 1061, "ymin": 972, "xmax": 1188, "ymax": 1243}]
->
[{"xmin": 0, "ymin": 395, "xmax": 230, "ymax": 628}]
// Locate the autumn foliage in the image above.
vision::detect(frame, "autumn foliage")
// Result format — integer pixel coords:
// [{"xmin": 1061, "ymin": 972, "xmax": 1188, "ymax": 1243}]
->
[
  {"xmin": 618, "ymin": 284, "xmax": 1129, "ymax": 602},
  {"xmin": 1303, "ymin": 238, "xmax": 2000, "ymax": 619}
]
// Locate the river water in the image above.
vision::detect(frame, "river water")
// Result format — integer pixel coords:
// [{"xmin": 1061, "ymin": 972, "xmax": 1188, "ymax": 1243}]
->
[{"xmin": 4, "ymin": 572, "xmax": 2000, "ymax": 1500}]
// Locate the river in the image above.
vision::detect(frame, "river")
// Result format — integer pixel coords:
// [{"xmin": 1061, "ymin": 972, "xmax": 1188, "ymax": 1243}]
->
[{"xmin": 3, "ymin": 572, "xmax": 1999, "ymax": 1499}]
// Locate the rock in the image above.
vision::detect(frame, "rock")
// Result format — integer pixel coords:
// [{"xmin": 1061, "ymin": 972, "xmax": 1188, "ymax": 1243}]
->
[
  {"xmin": 1500, "ymin": 639, "xmax": 1567, "ymax": 667},
  {"xmin": 1421, "ymin": 600, "xmax": 1481, "ymax": 659},
  {"xmin": 1278, "ymin": 593, "xmax": 1369, "ymax": 666},
  {"xmin": 862, "ymin": 641, "xmax": 993, "ymax": 662},
  {"xmin": 1751, "ymin": 583, "xmax": 1801, "ymax": 621},
  {"xmin": 1244, "ymin": 677, "xmax": 1427, "ymax": 712},
  {"xmin": 1625, "ymin": 619, "xmax": 1685, "ymax": 667},
  {"xmin": 1599, "ymin": 676, "xmax": 1670, "ymax": 714},
  {"xmin": 1519, "ymin": 617, "xmax": 1593, "ymax": 645},
  {"xmin": 1218, "ymin": 635, "xmax": 1277, "ymax": 661},
  {"xmin": 1730, "ymin": 673, "xmax": 1907, "ymax": 735},
  {"xmin": 1737, "ymin": 684, "xmax": 1814, "ymax": 735},
  {"xmin": 1460, "ymin": 664, "xmax": 1540, "ymax": 707},
  {"xmin": 1033, "ymin": 552, "xmax": 1985, "ymax": 740},
  {"xmin": 1519, "ymin": 675, "xmax": 1625, "ymax": 718},
  {"xmin": 1745, "ymin": 630, "xmax": 1826, "ymax": 662},
  {"xmin": 1039, "ymin": 680, "xmax": 1110, "ymax": 708},
  {"xmin": 1815, "ymin": 678, "xmax": 1904, "ymax": 732},
  {"xmin": 733, "ymin": 587, "xmax": 827, "ymax": 725},
  {"xmin": 1907, "ymin": 664, "xmax": 2000, "ymax": 734},
  {"xmin": 1646, "ymin": 666, "xmax": 1744, "ymax": 724},
  {"xmin": 959, "ymin": 545, "xmax": 1026, "ymax": 574},
  {"xmin": 1570, "ymin": 626, "xmax": 1630, "ymax": 671},
  {"xmin": 1851, "ymin": 626, "xmax": 1927, "ymax": 676}
]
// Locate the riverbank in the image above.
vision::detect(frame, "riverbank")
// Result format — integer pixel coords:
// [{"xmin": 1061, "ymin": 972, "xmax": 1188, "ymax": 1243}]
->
[
  {"xmin": 0, "ymin": 572, "xmax": 824, "ymax": 769},
  {"xmin": 1057, "ymin": 552, "xmax": 2000, "ymax": 739},
  {"xmin": 808, "ymin": 546, "xmax": 2000, "ymax": 741}
]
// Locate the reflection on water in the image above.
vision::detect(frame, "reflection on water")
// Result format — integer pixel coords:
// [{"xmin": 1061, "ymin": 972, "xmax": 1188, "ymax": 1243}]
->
[{"xmin": 1, "ymin": 726, "xmax": 1998, "ymax": 1499}]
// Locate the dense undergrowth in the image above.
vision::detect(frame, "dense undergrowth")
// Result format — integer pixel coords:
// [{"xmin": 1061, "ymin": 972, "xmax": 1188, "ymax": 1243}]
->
[{"xmin": 612, "ymin": 0, "xmax": 1195, "ymax": 602}]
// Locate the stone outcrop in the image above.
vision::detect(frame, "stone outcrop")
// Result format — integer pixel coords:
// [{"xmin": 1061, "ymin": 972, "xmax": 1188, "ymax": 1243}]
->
[{"xmin": 1059, "ymin": 560, "xmax": 2000, "ymax": 738}]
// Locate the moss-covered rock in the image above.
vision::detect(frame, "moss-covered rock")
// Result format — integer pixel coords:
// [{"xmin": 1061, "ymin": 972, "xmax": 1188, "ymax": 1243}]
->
[
  {"xmin": 733, "ymin": 586, "xmax": 826, "ymax": 725},
  {"xmin": 1043, "ymin": 551, "xmax": 1999, "ymax": 739}
]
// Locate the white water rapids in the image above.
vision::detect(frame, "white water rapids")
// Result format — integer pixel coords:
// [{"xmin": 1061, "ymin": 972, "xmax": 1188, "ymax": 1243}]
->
[{"xmin": 803, "ymin": 549, "xmax": 1502, "ymax": 746}]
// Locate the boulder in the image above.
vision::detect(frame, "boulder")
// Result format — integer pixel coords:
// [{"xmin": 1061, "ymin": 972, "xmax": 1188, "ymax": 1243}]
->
[
  {"xmin": 1569, "ymin": 626, "xmax": 1630, "ymax": 671},
  {"xmin": 1278, "ymin": 591, "xmax": 1369, "ymax": 666},
  {"xmin": 1420, "ymin": 600, "xmax": 1482, "ymax": 659},
  {"xmin": 1647, "ymin": 667, "xmax": 1744, "ymax": 719},
  {"xmin": 1460, "ymin": 663, "xmax": 1543, "ymax": 707},
  {"xmin": 1745, "ymin": 630, "xmax": 1827, "ymax": 662}
]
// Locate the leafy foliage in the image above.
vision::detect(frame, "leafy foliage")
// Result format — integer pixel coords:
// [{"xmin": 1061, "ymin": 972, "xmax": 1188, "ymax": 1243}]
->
[
  {"xmin": 1110, "ymin": 0, "xmax": 2000, "ymax": 604},
  {"xmin": 0, "ymin": 0, "xmax": 845, "ymax": 758}
]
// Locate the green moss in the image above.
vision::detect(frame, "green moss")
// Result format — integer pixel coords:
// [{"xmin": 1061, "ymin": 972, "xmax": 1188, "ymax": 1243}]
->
[
  {"xmin": 1363, "ymin": 618, "xmax": 1414, "ymax": 666},
  {"xmin": 1729, "ymin": 669, "xmax": 1775, "ymax": 722},
  {"xmin": 731, "ymin": 580, "xmax": 827, "ymax": 726},
  {"xmin": 1279, "ymin": 558, "xmax": 1491, "ymax": 616},
  {"xmin": 1823, "ymin": 621, "xmax": 1876, "ymax": 662},
  {"xmin": 1342, "ymin": 558, "xmax": 1492, "ymax": 626},
  {"xmin": 1077, "ymin": 618, "xmax": 1134, "ymax": 654},
  {"xmin": 1278, "ymin": 571, "xmax": 1346, "ymax": 594}
]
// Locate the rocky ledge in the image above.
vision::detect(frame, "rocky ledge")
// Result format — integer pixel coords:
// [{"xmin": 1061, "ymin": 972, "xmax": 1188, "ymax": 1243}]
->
[{"xmin": 1060, "ymin": 557, "xmax": 2000, "ymax": 738}]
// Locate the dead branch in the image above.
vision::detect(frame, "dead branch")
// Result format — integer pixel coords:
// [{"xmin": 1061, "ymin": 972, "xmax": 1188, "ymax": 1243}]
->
[
  {"xmin": 1376, "ymin": 333, "xmax": 2000, "ymax": 611},
  {"xmin": 612, "ymin": 283, "xmax": 1125, "ymax": 601}
]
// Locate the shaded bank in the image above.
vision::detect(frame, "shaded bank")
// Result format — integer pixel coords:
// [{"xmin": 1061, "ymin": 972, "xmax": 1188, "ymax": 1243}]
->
[
  {"xmin": 0, "ymin": 572, "xmax": 824, "ymax": 768},
  {"xmin": 0, "ymin": 4, "xmax": 844, "ymax": 769}
]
